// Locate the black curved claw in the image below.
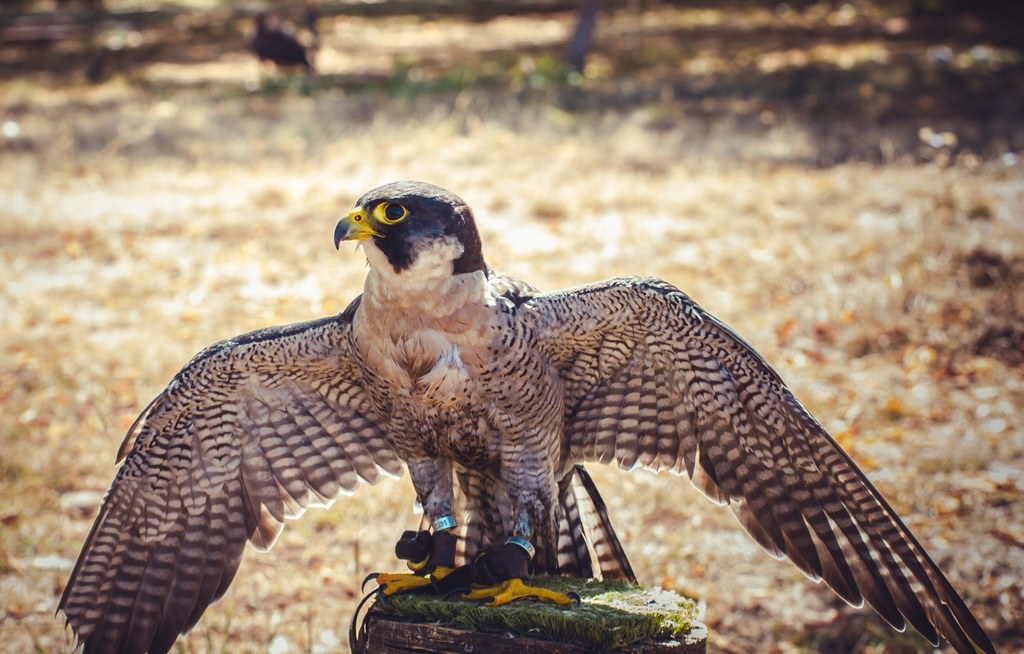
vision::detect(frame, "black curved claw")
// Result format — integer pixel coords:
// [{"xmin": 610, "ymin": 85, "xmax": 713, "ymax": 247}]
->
[
  {"xmin": 358, "ymin": 573, "xmax": 378, "ymax": 593},
  {"xmin": 567, "ymin": 591, "xmax": 582, "ymax": 606},
  {"xmin": 349, "ymin": 586, "xmax": 381, "ymax": 654},
  {"xmin": 361, "ymin": 572, "xmax": 380, "ymax": 592}
]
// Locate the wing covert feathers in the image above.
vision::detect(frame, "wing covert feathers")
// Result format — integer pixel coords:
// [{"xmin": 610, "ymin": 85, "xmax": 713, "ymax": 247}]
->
[
  {"xmin": 59, "ymin": 313, "xmax": 398, "ymax": 654},
  {"xmin": 527, "ymin": 276, "xmax": 993, "ymax": 654}
]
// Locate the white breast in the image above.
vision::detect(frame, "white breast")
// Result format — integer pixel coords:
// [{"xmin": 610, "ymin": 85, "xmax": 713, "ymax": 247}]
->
[{"xmin": 352, "ymin": 245, "xmax": 499, "ymax": 399}]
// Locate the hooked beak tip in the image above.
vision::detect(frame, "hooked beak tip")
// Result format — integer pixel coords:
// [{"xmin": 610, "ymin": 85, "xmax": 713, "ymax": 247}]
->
[
  {"xmin": 334, "ymin": 215, "xmax": 359, "ymax": 250},
  {"xmin": 335, "ymin": 208, "xmax": 378, "ymax": 249}
]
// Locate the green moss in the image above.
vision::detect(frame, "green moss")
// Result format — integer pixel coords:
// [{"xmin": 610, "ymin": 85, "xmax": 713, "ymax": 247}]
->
[{"xmin": 375, "ymin": 577, "xmax": 698, "ymax": 651}]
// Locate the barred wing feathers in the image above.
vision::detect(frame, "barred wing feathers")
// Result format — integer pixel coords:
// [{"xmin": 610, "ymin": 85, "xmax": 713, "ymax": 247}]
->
[
  {"xmin": 524, "ymin": 277, "xmax": 993, "ymax": 654},
  {"xmin": 59, "ymin": 307, "xmax": 400, "ymax": 654}
]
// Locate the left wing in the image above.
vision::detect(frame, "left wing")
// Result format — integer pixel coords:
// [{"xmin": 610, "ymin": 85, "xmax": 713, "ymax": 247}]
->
[
  {"xmin": 520, "ymin": 276, "xmax": 992, "ymax": 654},
  {"xmin": 59, "ymin": 307, "xmax": 401, "ymax": 654}
]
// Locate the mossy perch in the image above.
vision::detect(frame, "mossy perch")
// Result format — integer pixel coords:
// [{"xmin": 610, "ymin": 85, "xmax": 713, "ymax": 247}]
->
[{"xmin": 354, "ymin": 577, "xmax": 706, "ymax": 653}]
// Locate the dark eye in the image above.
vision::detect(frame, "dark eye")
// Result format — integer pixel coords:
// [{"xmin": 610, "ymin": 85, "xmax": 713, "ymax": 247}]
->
[
  {"xmin": 378, "ymin": 202, "xmax": 409, "ymax": 225},
  {"xmin": 385, "ymin": 204, "xmax": 405, "ymax": 223}
]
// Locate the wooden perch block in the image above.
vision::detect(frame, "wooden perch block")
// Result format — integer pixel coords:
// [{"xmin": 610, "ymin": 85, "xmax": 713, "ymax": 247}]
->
[
  {"xmin": 362, "ymin": 613, "xmax": 708, "ymax": 653},
  {"xmin": 353, "ymin": 577, "xmax": 707, "ymax": 653}
]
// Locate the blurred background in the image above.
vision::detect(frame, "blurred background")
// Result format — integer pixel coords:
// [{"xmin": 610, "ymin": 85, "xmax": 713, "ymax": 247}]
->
[{"xmin": 1, "ymin": 0, "xmax": 1022, "ymax": 652}]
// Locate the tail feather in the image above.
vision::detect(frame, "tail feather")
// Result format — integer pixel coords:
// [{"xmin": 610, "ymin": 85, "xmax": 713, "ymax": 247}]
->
[
  {"xmin": 454, "ymin": 465, "xmax": 635, "ymax": 582},
  {"xmin": 571, "ymin": 465, "xmax": 636, "ymax": 582},
  {"xmin": 453, "ymin": 468, "xmax": 502, "ymax": 564},
  {"xmin": 554, "ymin": 473, "xmax": 595, "ymax": 578}
]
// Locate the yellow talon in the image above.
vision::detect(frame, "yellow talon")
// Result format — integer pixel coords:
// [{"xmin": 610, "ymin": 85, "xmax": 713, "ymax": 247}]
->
[
  {"xmin": 460, "ymin": 578, "xmax": 579, "ymax": 607},
  {"xmin": 373, "ymin": 566, "xmax": 454, "ymax": 597}
]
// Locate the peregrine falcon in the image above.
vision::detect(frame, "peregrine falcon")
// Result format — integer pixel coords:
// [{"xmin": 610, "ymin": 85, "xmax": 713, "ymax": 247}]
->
[{"xmin": 59, "ymin": 181, "xmax": 994, "ymax": 653}]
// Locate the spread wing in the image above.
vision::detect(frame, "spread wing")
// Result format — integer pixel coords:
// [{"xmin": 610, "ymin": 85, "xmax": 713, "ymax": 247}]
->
[
  {"xmin": 522, "ymin": 276, "xmax": 993, "ymax": 654},
  {"xmin": 59, "ymin": 302, "xmax": 401, "ymax": 654}
]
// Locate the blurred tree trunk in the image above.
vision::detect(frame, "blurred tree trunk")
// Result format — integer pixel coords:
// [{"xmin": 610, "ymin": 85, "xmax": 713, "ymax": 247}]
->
[{"xmin": 564, "ymin": 0, "xmax": 603, "ymax": 72}]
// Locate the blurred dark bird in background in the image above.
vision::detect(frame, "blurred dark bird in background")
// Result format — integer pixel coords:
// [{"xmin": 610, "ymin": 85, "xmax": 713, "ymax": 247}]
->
[{"xmin": 249, "ymin": 5, "xmax": 319, "ymax": 76}]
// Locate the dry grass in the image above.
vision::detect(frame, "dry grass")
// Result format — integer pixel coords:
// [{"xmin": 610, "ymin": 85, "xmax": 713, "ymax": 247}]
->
[{"xmin": 1, "ymin": 2, "xmax": 1023, "ymax": 653}]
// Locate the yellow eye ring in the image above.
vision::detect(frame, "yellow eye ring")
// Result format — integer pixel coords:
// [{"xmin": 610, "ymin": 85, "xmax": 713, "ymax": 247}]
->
[{"xmin": 375, "ymin": 202, "xmax": 408, "ymax": 225}]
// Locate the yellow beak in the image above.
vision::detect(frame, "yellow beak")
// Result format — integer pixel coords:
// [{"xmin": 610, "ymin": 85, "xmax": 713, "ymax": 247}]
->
[{"xmin": 334, "ymin": 207, "xmax": 382, "ymax": 248}]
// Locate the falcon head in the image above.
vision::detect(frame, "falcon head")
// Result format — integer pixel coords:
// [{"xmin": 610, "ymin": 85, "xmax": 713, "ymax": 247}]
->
[{"xmin": 335, "ymin": 181, "xmax": 486, "ymax": 278}]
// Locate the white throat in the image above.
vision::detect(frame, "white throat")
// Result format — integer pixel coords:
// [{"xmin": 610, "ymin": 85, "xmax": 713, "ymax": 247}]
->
[
  {"xmin": 360, "ymin": 236, "xmax": 465, "ymax": 292},
  {"xmin": 356, "ymin": 236, "xmax": 490, "ymax": 317}
]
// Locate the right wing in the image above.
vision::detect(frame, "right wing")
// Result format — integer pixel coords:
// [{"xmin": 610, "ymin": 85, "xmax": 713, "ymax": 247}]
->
[
  {"xmin": 522, "ymin": 277, "xmax": 992, "ymax": 654},
  {"xmin": 59, "ymin": 302, "xmax": 401, "ymax": 654}
]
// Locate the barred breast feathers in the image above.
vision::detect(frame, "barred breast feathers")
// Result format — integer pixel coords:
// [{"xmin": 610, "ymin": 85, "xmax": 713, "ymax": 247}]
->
[{"xmin": 353, "ymin": 241, "xmax": 504, "ymax": 394}]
